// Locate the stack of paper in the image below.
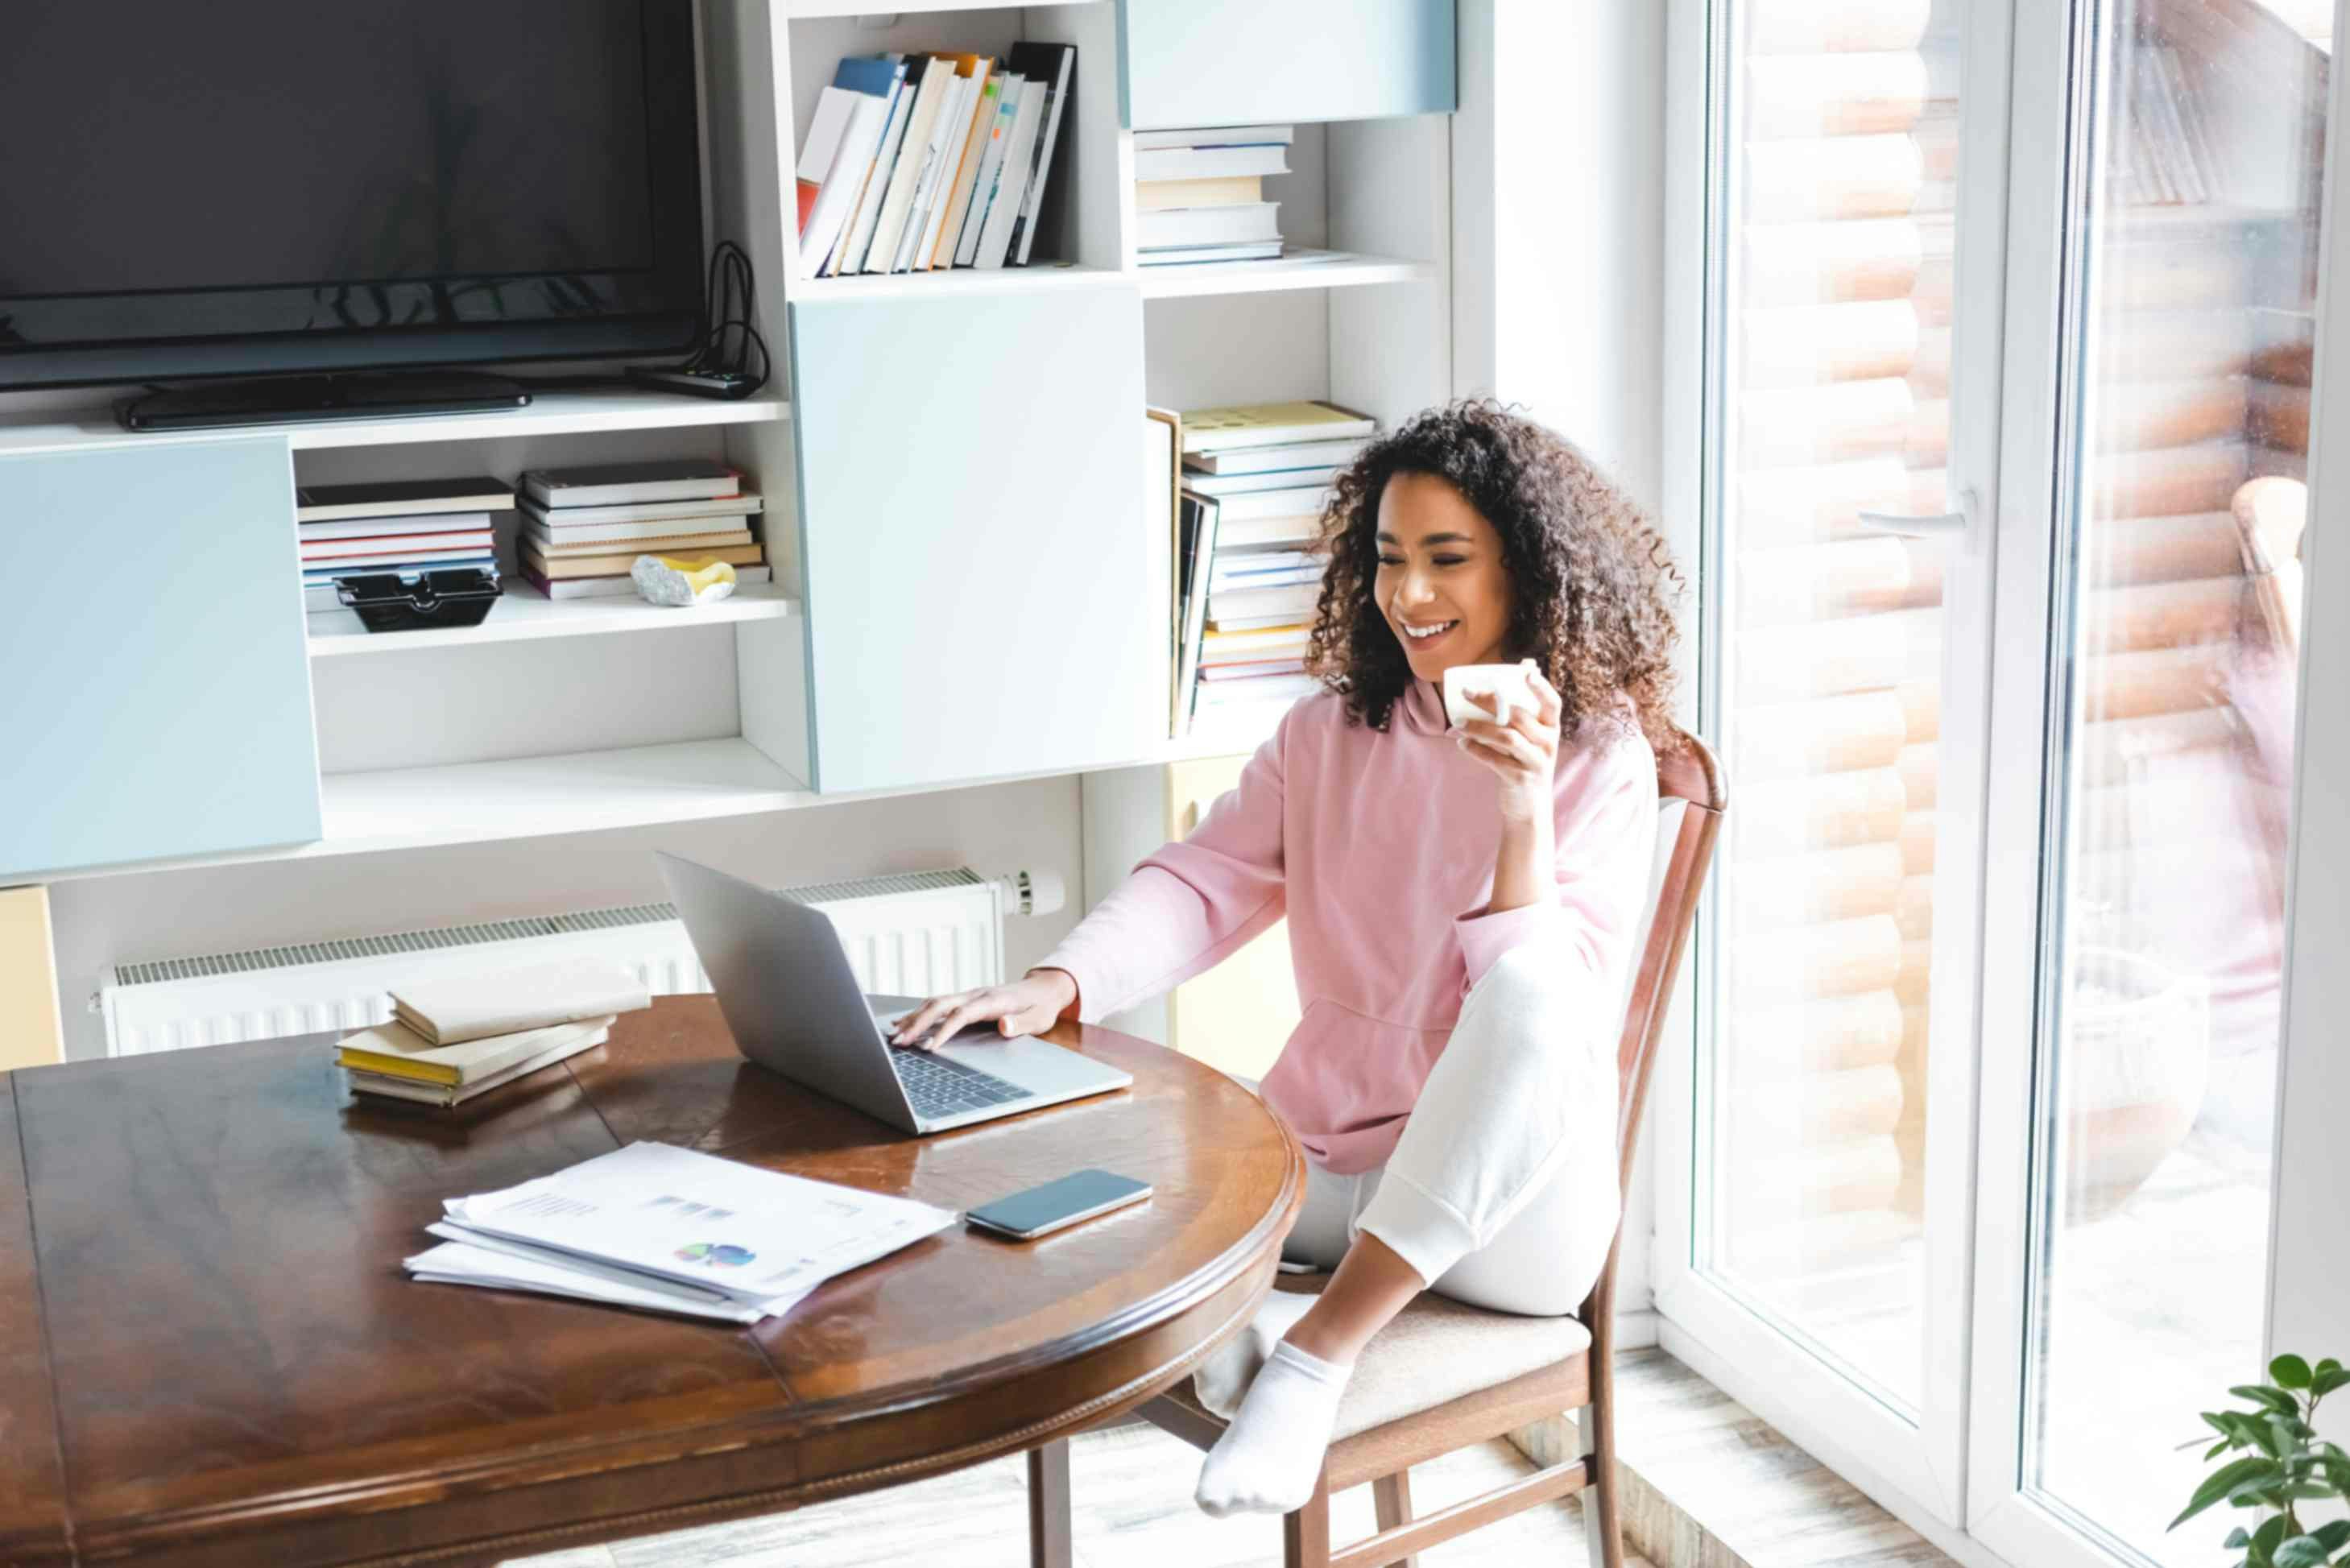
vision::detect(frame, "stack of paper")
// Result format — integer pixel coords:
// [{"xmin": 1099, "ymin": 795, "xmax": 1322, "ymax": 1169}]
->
[{"xmin": 405, "ymin": 1141, "xmax": 958, "ymax": 1323}]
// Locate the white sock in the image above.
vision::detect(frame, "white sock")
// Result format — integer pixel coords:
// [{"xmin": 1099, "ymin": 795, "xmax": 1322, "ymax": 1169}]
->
[
  {"xmin": 1194, "ymin": 1339, "xmax": 1352, "ymax": 1517},
  {"xmin": 1194, "ymin": 1289, "xmax": 1318, "ymax": 1418}
]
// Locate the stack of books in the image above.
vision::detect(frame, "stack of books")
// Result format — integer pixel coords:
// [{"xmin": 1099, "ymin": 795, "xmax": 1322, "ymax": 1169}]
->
[
  {"xmin": 796, "ymin": 42, "xmax": 1076, "ymax": 278},
  {"xmin": 1135, "ymin": 125, "xmax": 1292, "ymax": 266},
  {"xmin": 338, "ymin": 958, "xmax": 652, "ymax": 1107},
  {"xmin": 404, "ymin": 1141, "xmax": 958, "ymax": 1324},
  {"xmin": 1171, "ymin": 400, "xmax": 1378, "ymax": 736},
  {"xmin": 519, "ymin": 459, "xmax": 767, "ymax": 601},
  {"xmin": 296, "ymin": 477, "xmax": 511, "ymax": 614}
]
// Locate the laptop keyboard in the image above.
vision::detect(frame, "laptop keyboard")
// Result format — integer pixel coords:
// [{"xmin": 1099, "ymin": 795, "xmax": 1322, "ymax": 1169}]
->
[{"xmin": 888, "ymin": 1047, "xmax": 1032, "ymax": 1120}]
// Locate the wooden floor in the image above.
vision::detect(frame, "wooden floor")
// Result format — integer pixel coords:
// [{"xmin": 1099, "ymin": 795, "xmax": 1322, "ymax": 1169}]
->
[{"xmin": 507, "ymin": 1419, "xmax": 1652, "ymax": 1568}]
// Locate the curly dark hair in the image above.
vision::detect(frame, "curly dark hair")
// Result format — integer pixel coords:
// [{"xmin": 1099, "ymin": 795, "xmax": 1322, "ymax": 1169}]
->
[{"xmin": 1303, "ymin": 399, "xmax": 1686, "ymax": 752}]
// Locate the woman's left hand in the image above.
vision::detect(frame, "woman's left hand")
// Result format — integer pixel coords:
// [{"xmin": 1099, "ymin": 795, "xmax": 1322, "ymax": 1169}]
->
[{"xmin": 1456, "ymin": 666, "xmax": 1562, "ymax": 824}]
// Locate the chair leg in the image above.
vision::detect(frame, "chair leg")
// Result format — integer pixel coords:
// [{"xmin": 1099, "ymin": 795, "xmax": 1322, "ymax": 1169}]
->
[
  {"xmin": 1284, "ymin": 1467, "xmax": 1333, "ymax": 1568},
  {"xmin": 1578, "ymin": 1395, "xmax": 1624, "ymax": 1568},
  {"xmin": 1027, "ymin": 1439, "xmax": 1072, "ymax": 1568},
  {"xmin": 1372, "ymin": 1470, "xmax": 1419, "ymax": 1568}
]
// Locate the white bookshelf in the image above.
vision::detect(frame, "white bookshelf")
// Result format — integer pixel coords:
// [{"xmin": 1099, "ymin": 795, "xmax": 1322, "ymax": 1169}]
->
[{"xmin": 306, "ymin": 582, "xmax": 801, "ymax": 657}]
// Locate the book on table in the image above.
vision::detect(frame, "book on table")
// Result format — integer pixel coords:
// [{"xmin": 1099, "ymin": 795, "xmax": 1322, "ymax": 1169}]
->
[
  {"xmin": 340, "ymin": 1016, "xmax": 615, "ymax": 1092},
  {"xmin": 387, "ymin": 958, "xmax": 652, "ymax": 1046}
]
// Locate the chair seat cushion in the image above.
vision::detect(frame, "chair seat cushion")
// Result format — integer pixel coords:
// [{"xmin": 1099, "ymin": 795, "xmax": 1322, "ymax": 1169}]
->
[{"xmin": 1323, "ymin": 1291, "xmax": 1591, "ymax": 1441}]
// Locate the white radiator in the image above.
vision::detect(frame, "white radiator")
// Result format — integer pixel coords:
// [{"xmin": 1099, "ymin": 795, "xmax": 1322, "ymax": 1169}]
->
[{"xmin": 99, "ymin": 867, "xmax": 1053, "ymax": 1057}]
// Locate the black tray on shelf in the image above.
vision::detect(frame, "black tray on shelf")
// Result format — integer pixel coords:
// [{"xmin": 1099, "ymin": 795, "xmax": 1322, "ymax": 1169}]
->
[{"xmin": 335, "ymin": 568, "xmax": 503, "ymax": 634}]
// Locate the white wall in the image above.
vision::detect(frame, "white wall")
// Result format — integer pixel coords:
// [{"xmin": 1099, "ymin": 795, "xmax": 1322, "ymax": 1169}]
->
[
  {"xmin": 1453, "ymin": 0, "xmax": 1670, "ymax": 1335},
  {"xmin": 47, "ymin": 777, "xmax": 1086, "ymax": 1061}
]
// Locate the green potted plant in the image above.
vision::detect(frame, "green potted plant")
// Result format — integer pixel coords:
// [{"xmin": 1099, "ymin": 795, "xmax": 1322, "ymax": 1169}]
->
[{"xmin": 2170, "ymin": 1355, "xmax": 2350, "ymax": 1566}]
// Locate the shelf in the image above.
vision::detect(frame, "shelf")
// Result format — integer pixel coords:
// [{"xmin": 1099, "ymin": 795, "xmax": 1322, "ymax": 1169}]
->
[
  {"xmin": 786, "ymin": 261, "xmax": 1122, "ymax": 302},
  {"xmin": 317, "ymin": 738, "xmax": 814, "ymax": 858},
  {"xmin": 0, "ymin": 388, "xmax": 789, "ymax": 459},
  {"xmin": 307, "ymin": 582, "xmax": 801, "ymax": 657},
  {"xmin": 1135, "ymin": 250, "xmax": 1437, "ymax": 300}
]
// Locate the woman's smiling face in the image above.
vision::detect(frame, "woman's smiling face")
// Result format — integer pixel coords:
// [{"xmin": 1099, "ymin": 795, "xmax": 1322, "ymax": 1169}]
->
[{"xmin": 1374, "ymin": 471, "xmax": 1516, "ymax": 681}]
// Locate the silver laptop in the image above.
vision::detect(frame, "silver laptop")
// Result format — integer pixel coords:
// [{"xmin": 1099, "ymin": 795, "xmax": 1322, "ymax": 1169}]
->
[{"xmin": 656, "ymin": 852, "xmax": 1132, "ymax": 1135}]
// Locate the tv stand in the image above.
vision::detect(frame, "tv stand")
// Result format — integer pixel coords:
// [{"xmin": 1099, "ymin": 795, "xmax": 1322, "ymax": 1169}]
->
[{"xmin": 116, "ymin": 370, "xmax": 532, "ymax": 432}]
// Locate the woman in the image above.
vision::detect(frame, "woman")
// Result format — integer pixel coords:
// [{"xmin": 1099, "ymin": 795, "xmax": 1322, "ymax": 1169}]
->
[{"xmin": 890, "ymin": 399, "xmax": 1684, "ymax": 1517}]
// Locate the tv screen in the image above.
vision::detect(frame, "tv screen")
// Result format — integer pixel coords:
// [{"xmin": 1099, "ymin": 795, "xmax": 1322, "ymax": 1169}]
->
[{"xmin": 0, "ymin": 1, "xmax": 706, "ymax": 390}]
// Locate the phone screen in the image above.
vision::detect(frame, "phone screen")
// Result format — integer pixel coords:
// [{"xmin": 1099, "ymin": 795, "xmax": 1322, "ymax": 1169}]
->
[{"xmin": 966, "ymin": 1169, "xmax": 1152, "ymax": 1238}]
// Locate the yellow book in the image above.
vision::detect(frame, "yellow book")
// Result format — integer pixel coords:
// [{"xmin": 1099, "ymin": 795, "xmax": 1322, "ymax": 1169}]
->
[
  {"xmin": 338, "ymin": 1015, "xmax": 619, "ymax": 1087},
  {"xmin": 1178, "ymin": 400, "xmax": 1376, "ymax": 456},
  {"xmin": 1135, "ymin": 176, "xmax": 1265, "ymax": 211},
  {"xmin": 523, "ymin": 541, "xmax": 763, "ymax": 580}
]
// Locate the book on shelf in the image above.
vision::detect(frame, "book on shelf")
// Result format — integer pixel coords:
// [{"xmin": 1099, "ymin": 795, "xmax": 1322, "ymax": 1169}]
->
[
  {"xmin": 339, "ymin": 1014, "xmax": 619, "ymax": 1089},
  {"xmin": 1133, "ymin": 125, "xmax": 1295, "ymax": 151},
  {"xmin": 796, "ymin": 82, "xmax": 858, "ymax": 234},
  {"xmin": 1216, "ymin": 513, "xmax": 1325, "ymax": 550},
  {"xmin": 298, "ymin": 544, "xmax": 496, "ymax": 573},
  {"xmin": 1197, "ymin": 671, "xmax": 1320, "ymax": 706},
  {"xmin": 1209, "ymin": 484, "xmax": 1336, "ymax": 522},
  {"xmin": 860, "ymin": 53, "xmax": 954, "ymax": 275},
  {"xmin": 894, "ymin": 54, "xmax": 991, "ymax": 274},
  {"xmin": 1209, "ymin": 561, "xmax": 1322, "ymax": 594},
  {"xmin": 1133, "ymin": 143, "xmax": 1292, "ymax": 183},
  {"xmin": 527, "ymin": 527, "xmax": 755, "ymax": 558},
  {"xmin": 929, "ymin": 71, "xmax": 1003, "ymax": 269},
  {"xmin": 519, "ymin": 494, "xmax": 763, "ymax": 528},
  {"xmin": 801, "ymin": 59, "xmax": 899, "ymax": 275},
  {"xmin": 1146, "ymin": 408, "xmax": 1183, "ymax": 734},
  {"xmin": 1198, "ymin": 657, "xmax": 1308, "ymax": 681},
  {"xmin": 299, "ymin": 511, "xmax": 495, "ymax": 541},
  {"xmin": 1206, "ymin": 609, "xmax": 1314, "ymax": 633},
  {"xmin": 1173, "ymin": 487, "xmax": 1222, "ymax": 738},
  {"xmin": 1207, "ymin": 581, "xmax": 1318, "ymax": 622},
  {"xmin": 1003, "ymin": 41, "xmax": 1076, "ymax": 267},
  {"xmin": 828, "ymin": 54, "xmax": 917, "ymax": 276},
  {"xmin": 521, "ymin": 564, "xmax": 772, "ymax": 602},
  {"xmin": 1180, "ymin": 464, "xmax": 1342, "ymax": 499},
  {"xmin": 295, "ymin": 478, "xmax": 513, "ymax": 522},
  {"xmin": 1137, "ymin": 239, "xmax": 1285, "ymax": 267},
  {"xmin": 346, "ymin": 1025, "xmax": 610, "ymax": 1108},
  {"xmin": 1138, "ymin": 202, "xmax": 1281, "ymax": 252},
  {"xmin": 1136, "ymin": 176, "xmax": 1264, "ymax": 211},
  {"xmin": 1185, "ymin": 436, "xmax": 1370, "ymax": 475},
  {"xmin": 1201, "ymin": 623, "xmax": 1309, "ymax": 659},
  {"xmin": 953, "ymin": 71, "xmax": 1024, "ymax": 267},
  {"xmin": 523, "ymin": 515, "xmax": 755, "ymax": 547},
  {"xmin": 300, "ymin": 530, "xmax": 494, "ymax": 561},
  {"xmin": 522, "ymin": 459, "xmax": 741, "ymax": 508},
  {"xmin": 522, "ymin": 541, "xmax": 763, "ymax": 581},
  {"xmin": 972, "ymin": 77, "xmax": 1049, "ymax": 269},
  {"xmin": 1181, "ymin": 400, "xmax": 1376, "ymax": 454}
]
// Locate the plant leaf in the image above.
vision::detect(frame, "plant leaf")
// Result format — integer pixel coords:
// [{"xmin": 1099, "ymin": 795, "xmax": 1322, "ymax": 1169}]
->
[
  {"xmin": 2236, "ymin": 1385, "xmax": 2302, "ymax": 1416},
  {"xmin": 2279, "ymin": 1537, "xmax": 2330, "ymax": 1567},
  {"xmin": 2176, "ymin": 1458, "xmax": 2289, "ymax": 1528},
  {"xmin": 2273, "ymin": 1355, "xmax": 2315, "ymax": 1391},
  {"xmin": 2312, "ymin": 1521, "xmax": 2350, "ymax": 1552},
  {"xmin": 2315, "ymin": 1367, "xmax": 2350, "ymax": 1398}
]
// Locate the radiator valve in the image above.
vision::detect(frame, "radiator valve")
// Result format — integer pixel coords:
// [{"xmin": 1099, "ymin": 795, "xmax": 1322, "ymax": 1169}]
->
[{"xmin": 994, "ymin": 869, "xmax": 1065, "ymax": 917}]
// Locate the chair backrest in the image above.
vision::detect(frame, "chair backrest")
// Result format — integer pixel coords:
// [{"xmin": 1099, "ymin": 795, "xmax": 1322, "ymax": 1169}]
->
[{"xmin": 1611, "ymin": 726, "xmax": 1726, "ymax": 1192}]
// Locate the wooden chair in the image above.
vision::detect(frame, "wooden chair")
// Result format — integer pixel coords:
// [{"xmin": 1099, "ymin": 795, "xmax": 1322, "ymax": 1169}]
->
[{"xmin": 1027, "ymin": 729, "xmax": 1725, "ymax": 1568}]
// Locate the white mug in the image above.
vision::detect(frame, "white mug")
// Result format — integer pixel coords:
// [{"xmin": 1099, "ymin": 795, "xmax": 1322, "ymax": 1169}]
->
[{"xmin": 1442, "ymin": 659, "xmax": 1539, "ymax": 730}]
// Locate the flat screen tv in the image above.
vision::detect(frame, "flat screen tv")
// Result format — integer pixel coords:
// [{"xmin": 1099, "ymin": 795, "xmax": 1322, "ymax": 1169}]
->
[{"xmin": 0, "ymin": 2, "xmax": 706, "ymax": 394}]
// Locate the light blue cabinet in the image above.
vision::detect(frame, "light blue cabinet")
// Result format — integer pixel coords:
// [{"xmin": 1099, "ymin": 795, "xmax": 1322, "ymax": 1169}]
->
[
  {"xmin": 1118, "ymin": 0, "xmax": 1456, "ymax": 129},
  {"xmin": 0, "ymin": 438, "xmax": 321, "ymax": 879},
  {"xmin": 787, "ymin": 278, "xmax": 1157, "ymax": 794}
]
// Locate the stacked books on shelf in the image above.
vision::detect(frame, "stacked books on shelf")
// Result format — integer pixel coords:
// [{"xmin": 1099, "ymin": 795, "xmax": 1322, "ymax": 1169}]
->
[
  {"xmin": 519, "ymin": 458, "xmax": 767, "ymax": 601},
  {"xmin": 338, "ymin": 958, "xmax": 652, "ymax": 1107},
  {"xmin": 1135, "ymin": 125, "xmax": 1292, "ymax": 266},
  {"xmin": 405, "ymin": 1140, "xmax": 958, "ymax": 1323},
  {"xmin": 296, "ymin": 477, "xmax": 511, "ymax": 614},
  {"xmin": 796, "ymin": 41, "xmax": 1076, "ymax": 278},
  {"xmin": 1171, "ymin": 399, "xmax": 1378, "ymax": 738}
]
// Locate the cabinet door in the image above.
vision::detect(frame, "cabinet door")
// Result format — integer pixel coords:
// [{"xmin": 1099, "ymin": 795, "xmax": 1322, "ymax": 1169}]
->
[
  {"xmin": 0, "ymin": 439, "xmax": 321, "ymax": 879},
  {"xmin": 1119, "ymin": 0, "xmax": 1456, "ymax": 129},
  {"xmin": 1164, "ymin": 752, "xmax": 1301, "ymax": 1082},
  {"xmin": 787, "ymin": 278, "xmax": 1156, "ymax": 794}
]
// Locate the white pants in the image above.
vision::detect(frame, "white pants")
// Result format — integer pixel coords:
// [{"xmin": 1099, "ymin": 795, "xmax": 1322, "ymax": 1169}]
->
[{"xmin": 1266, "ymin": 943, "xmax": 1622, "ymax": 1318}]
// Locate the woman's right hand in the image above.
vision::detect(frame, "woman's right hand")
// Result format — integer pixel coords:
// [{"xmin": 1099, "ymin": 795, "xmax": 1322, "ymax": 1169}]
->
[{"xmin": 887, "ymin": 968, "xmax": 1079, "ymax": 1049}]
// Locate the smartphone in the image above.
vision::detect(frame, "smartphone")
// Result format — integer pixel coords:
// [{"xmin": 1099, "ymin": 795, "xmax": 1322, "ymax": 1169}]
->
[{"xmin": 965, "ymin": 1169, "xmax": 1152, "ymax": 1240}]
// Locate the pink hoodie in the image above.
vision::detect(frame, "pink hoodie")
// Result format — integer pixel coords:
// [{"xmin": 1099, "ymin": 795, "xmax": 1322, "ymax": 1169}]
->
[{"xmin": 1036, "ymin": 676, "xmax": 1658, "ymax": 1173}]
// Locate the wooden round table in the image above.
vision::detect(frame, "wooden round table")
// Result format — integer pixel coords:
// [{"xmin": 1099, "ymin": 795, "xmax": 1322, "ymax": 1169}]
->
[{"xmin": 0, "ymin": 995, "xmax": 1307, "ymax": 1567}]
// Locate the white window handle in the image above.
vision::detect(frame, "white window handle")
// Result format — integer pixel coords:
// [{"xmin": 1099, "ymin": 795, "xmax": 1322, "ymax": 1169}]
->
[{"xmin": 1858, "ymin": 487, "xmax": 1976, "ymax": 540}]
